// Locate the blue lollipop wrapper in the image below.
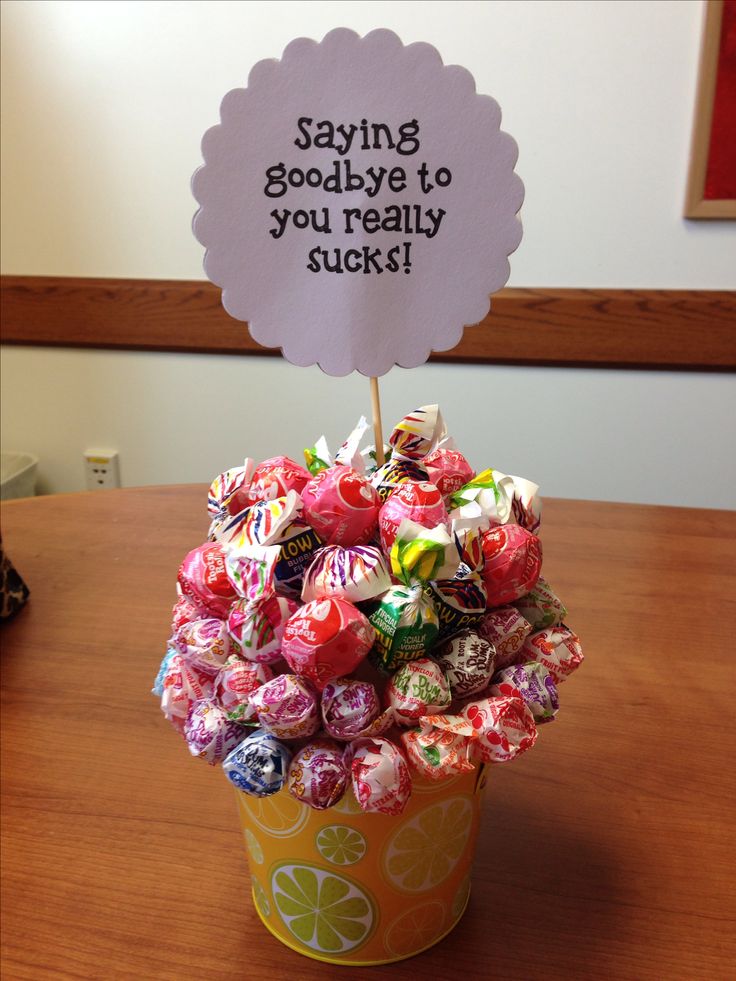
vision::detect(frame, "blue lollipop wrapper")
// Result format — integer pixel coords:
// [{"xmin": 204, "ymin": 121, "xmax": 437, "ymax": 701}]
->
[{"xmin": 222, "ymin": 730, "xmax": 292, "ymax": 797}]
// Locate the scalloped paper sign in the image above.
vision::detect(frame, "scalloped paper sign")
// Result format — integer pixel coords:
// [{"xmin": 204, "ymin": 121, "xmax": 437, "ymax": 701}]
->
[{"xmin": 192, "ymin": 28, "xmax": 523, "ymax": 377}]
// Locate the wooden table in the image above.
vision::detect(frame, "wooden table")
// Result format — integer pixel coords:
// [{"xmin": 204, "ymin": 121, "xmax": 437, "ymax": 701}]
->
[{"xmin": 1, "ymin": 487, "xmax": 734, "ymax": 980}]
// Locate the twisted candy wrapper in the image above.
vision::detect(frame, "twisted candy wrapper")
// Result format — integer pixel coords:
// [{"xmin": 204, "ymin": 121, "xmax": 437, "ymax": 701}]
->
[
  {"xmin": 450, "ymin": 469, "xmax": 511, "ymax": 526},
  {"xmin": 158, "ymin": 651, "xmax": 213, "ymax": 731},
  {"xmin": 424, "ymin": 690, "xmax": 537, "ymax": 764},
  {"xmin": 249, "ymin": 456, "xmax": 310, "ymax": 502},
  {"xmin": 301, "ymin": 465, "xmax": 381, "ymax": 546},
  {"xmin": 183, "ymin": 698, "xmax": 245, "ymax": 765},
  {"xmin": 171, "ymin": 592, "xmax": 206, "ymax": 633},
  {"xmin": 224, "ymin": 542, "xmax": 297, "ymax": 663},
  {"xmin": 321, "ymin": 678, "xmax": 389, "ymax": 740},
  {"xmin": 478, "ymin": 606, "xmax": 533, "ymax": 670},
  {"xmin": 287, "ymin": 739, "xmax": 349, "ymax": 810},
  {"xmin": 248, "ymin": 673, "xmax": 320, "ymax": 739},
  {"xmin": 177, "ymin": 542, "xmax": 238, "ymax": 619},
  {"xmin": 348, "ymin": 737, "xmax": 412, "ymax": 815},
  {"xmin": 369, "ymin": 520, "xmax": 460, "ymax": 671},
  {"xmin": 222, "ymin": 730, "xmax": 292, "ymax": 797},
  {"xmin": 520, "ymin": 626, "xmax": 583, "ymax": 684},
  {"xmin": 491, "ymin": 663, "xmax": 559, "ymax": 724},
  {"xmin": 152, "ymin": 647, "xmax": 177, "ymax": 698},
  {"xmin": 241, "ymin": 491, "xmax": 322, "ymax": 598},
  {"xmin": 301, "ymin": 544, "xmax": 391, "ymax": 605},
  {"xmin": 281, "ymin": 597, "xmax": 375, "ymax": 690},
  {"xmin": 434, "ymin": 628, "xmax": 496, "ymax": 697},
  {"xmin": 401, "ymin": 726, "xmax": 475, "ymax": 781},
  {"xmin": 427, "ymin": 562, "xmax": 488, "ymax": 642},
  {"xmin": 207, "ymin": 459, "xmax": 255, "ymax": 542},
  {"xmin": 506, "ymin": 473, "xmax": 542, "ymax": 534},
  {"xmin": 481, "ymin": 523, "xmax": 542, "ymax": 606},
  {"xmin": 424, "ymin": 439, "xmax": 475, "ymax": 498},
  {"xmin": 387, "ymin": 657, "xmax": 452, "ymax": 725},
  {"xmin": 214, "ymin": 656, "xmax": 273, "ymax": 722},
  {"xmin": 371, "ymin": 405, "xmax": 446, "ymax": 502},
  {"xmin": 305, "ymin": 416, "xmax": 370, "ymax": 476},
  {"xmin": 172, "ymin": 617, "xmax": 232, "ymax": 675},
  {"xmin": 378, "ymin": 480, "xmax": 450, "ymax": 554},
  {"xmin": 514, "ymin": 578, "xmax": 567, "ymax": 630}
]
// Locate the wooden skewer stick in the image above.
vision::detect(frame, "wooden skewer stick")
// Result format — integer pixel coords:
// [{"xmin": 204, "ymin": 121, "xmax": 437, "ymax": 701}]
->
[{"xmin": 370, "ymin": 376, "xmax": 385, "ymax": 466}]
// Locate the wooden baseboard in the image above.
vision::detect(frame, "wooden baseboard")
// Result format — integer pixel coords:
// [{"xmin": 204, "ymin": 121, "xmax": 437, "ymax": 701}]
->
[{"xmin": 1, "ymin": 275, "xmax": 734, "ymax": 370}]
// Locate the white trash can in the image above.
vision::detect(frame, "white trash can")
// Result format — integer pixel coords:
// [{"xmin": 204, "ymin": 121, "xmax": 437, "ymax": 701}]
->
[{"xmin": 1, "ymin": 452, "xmax": 39, "ymax": 500}]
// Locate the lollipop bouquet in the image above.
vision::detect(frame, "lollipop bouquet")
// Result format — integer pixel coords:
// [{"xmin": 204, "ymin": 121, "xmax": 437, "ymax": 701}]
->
[{"xmin": 153, "ymin": 404, "xmax": 583, "ymax": 813}]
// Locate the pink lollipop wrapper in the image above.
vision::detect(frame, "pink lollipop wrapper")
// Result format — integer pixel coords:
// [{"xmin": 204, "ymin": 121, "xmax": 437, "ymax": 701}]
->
[
  {"xmin": 379, "ymin": 480, "xmax": 450, "ymax": 554},
  {"xmin": 177, "ymin": 542, "xmax": 238, "ymax": 619},
  {"xmin": 287, "ymin": 739, "xmax": 349, "ymax": 810},
  {"xmin": 519, "ymin": 626, "xmax": 583, "ymax": 684},
  {"xmin": 241, "ymin": 492, "xmax": 323, "ymax": 598},
  {"xmin": 183, "ymin": 698, "xmax": 245, "ymax": 765},
  {"xmin": 248, "ymin": 673, "xmax": 320, "ymax": 740},
  {"xmin": 249, "ymin": 456, "xmax": 310, "ymax": 502},
  {"xmin": 159, "ymin": 652, "xmax": 214, "ymax": 732},
  {"xmin": 424, "ymin": 691, "xmax": 537, "ymax": 764},
  {"xmin": 301, "ymin": 465, "xmax": 381, "ymax": 546},
  {"xmin": 171, "ymin": 592, "xmax": 206, "ymax": 634},
  {"xmin": 401, "ymin": 726, "xmax": 475, "ymax": 781},
  {"xmin": 481, "ymin": 524, "xmax": 542, "ymax": 606},
  {"xmin": 301, "ymin": 545, "xmax": 391, "ymax": 604},
  {"xmin": 214, "ymin": 656, "xmax": 273, "ymax": 722},
  {"xmin": 225, "ymin": 543, "xmax": 297, "ymax": 663},
  {"xmin": 281, "ymin": 597, "xmax": 375, "ymax": 690},
  {"xmin": 478, "ymin": 606, "xmax": 533, "ymax": 670},
  {"xmin": 348, "ymin": 737, "xmax": 412, "ymax": 815},
  {"xmin": 424, "ymin": 444, "xmax": 475, "ymax": 498},
  {"xmin": 321, "ymin": 677, "xmax": 381, "ymax": 740},
  {"xmin": 434, "ymin": 629, "xmax": 496, "ymax": 698},
  {"xmin": 490, "ymin": 663, "xmax": 559, "ymax": 724},
  {"xmin": 173, "ymin": 617, "xmax": 232, "ymax": 676},
  {"xmin": 386, "ymin": 657, "xmax": 452, "ymax": 725}
]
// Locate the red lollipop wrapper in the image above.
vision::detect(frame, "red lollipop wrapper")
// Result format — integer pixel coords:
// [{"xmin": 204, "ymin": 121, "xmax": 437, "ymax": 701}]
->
[
  {"xmin": 249, "ymin": 456, "xmax": 310, "ymax": 502},
  {"xmin": 423, "ymin": 690, "xmax": 537, "ymax": 764},
  {"xmin": 241, "ymin": 492, "xmax": 323, "ymax": 598},
  {"xmin": 177, "ymin": 542, "xmax": 238, "ymax": 619},
  {"xmin": 424, "ymin": 442, "xmax": 475, "ymax": 498},
  {"xmin": 302, "ymin": 465, "xmax": 381, "ymax": 546},
  {"xmin": 248, "ymin": 673, "xmax": 320, "ymax": 739},
  {"xmin": 171, "ymin": 592, "xmax": 206, "ymax": 634},
  {"xmin": 287, "ymin": 739, "xmax": 349, "ymax": 810},
  {"xmin": 173, "ymin": 617, "xmax": 232, "ymax": 676},
  {"xmin": 159, "ymin": 652, "xmax": 213, "ymax": 732},
  {"xmin": 281, "ymin": 597, "xmax": 375, "ymax": 690},
  {"xmin": 348, "ymin": 737, "xmax": 412, "ymax": 815},
  {"xmin": 183, "ymin": 698, "xmax": 245, "ymax": 765},
  {"xmin": 225, "ymin": 543, "xmax": 298, "ymax": 663},
  {"xmin": 481, "ymin": 524, "xmax": 542, "ymax": 606},
  {"xmin": 401, "ymin": 726, "xmax": 475, "ymax": 781},
  {"xmin": 214, "ymin": 656, "xmax": 273, "ymax": 722},
  {"xmin": 301, "ymin": 545, "xmax": 391, "ymax": 604},
  {"xmin": 478, "ymin": 606, "xmax": 533, "ymax": 670},
  {"xmin": 379, "ymin": 480, "xmax": 450, "ymax": 554},
  {"xmin": 386, "ymin": 657, "xmax": 452, "ymax": 726},
  {"xmin": 519, "ymin": 626, "xmax": 583, "ymax": 684}
]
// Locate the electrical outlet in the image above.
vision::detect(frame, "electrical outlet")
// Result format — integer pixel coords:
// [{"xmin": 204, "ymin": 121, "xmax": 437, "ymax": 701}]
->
[{"xmin": 84, "ymin": 451, "xmax": 120, "ymax": 490}]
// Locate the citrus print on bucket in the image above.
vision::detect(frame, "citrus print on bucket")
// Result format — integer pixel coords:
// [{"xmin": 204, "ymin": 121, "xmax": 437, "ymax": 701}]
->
[{"xmin": 236, "ymin": 764, "xmax": 486, "ymax": 965}]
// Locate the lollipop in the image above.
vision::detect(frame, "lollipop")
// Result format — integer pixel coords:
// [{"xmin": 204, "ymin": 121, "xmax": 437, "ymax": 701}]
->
[
  {"xmin": 248, "ymin": 674, "xmax": 320, "ymax": 739},
  {"xmin": 222, "ymin": 730, "xmax": 292, "ymax": 797},
  {"xmin": 513, "ymin": 578, "xmax": 567, "ymax": 630},
  {"xmin": 371, "ymin": 405, "xmax": 446, "ymax": 502},
  {"xmin": 172, "ymin": 617, "xmax": 232, "ymax": 675},
  {"xmin": 177, "ymin": 542, "xmax": 238, "ymax": 619},
  {"xmin": 349, "ymin": 737, "xmax": 412, "ymax": 815},
  {"xmin": 480, "ymin": 524, "xmax": 542, "ymax": 606},
  {"xmin": 491, "ymin": 663, "xmax": 559, "ymax": 724},
  {"xmin": 241, "ymin": 491, "xmax": 323, "ymax": 598},
  {"xmin": 321, "ymin": 678, "xmax": 383, "ymax": 740},
  {"xmin": 386, "ymin": 658, "xmax": 452, "ymax": 725},
  {"xmin": 301, "ymin": 545, "xmax": 391, "ymax": 604},
  {"xmin": 207, "ymin": 459, "xmax": 255, "ymax": 542},
  {"xmin": 249, "ymin": 456, "xmax": 310, "ymax": 502},
  {"xmin": 434, "ymin": 629, "xmax": 496, "ymax": 698},
  {"xmin": 424, "ymin": 442, "xmax": 475, "ymax": 498},
  {"xmin": 183, "ymin": 698, "xmax": 245, "ymax": 765},
  {"xmin": 157, "ymin": 651, "xmax": 213, "ymax": 732},
  {"xmin": 214, "ymin": 657, "xmax": 273, "ymax": 722},
  {"xmin": 478, "ymin": 606, "xmax": 532, "ymax": 670},
  {"xmin": 287, "ymin": 739, "xmax": 349, "ymax": 809},
  {"xmin": 519, "ymin": 626, "xmax": 583, "ymax": 684},
  {"xmin": 378, "ymin": 480, "xmax": 450, "ymax": 554},
  {"xmin": 225, "ymin": 543, "xmax": 297, "ymax": 663},
  {"xmin": 301, "ymin": 465, "xmax": 381, "ymax": 546},
  {"xmin": 401, "ymin": 726, "xmax": 475, "ymax": 781},
  {"xmin": 281, "ymin": 598, "xmax": 375, "ymax": 690}
]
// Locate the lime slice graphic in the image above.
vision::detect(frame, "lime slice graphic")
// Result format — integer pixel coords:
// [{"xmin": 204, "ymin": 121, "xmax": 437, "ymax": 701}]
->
[
  {"xmin": 252, "ymin": 877, "xmax": 271, "ymax": 917},
  {"xmin": 271, "ymin": 862, "xmax": 375, "ymax": 954},
  {"xmin": 244, "ymin": 828, "xmax": 264, "ymax": 864},
  {"xmin": 237, "ymin": 787, "xmax": 309, "ymax": 837},
  {"xmin": 382, "ymin": 795, "xmax": 473, "ymax": 893},
  {"xmin": 331, "ymin": 786, "xmax": 363, "ymax": 815},
  {"xmin": 384, "ymin": 901, "xmax": 446, "ymax": 958},
  {"xmin": 316, "ymin": 825, "xmax": 367, "ymax": 866}
]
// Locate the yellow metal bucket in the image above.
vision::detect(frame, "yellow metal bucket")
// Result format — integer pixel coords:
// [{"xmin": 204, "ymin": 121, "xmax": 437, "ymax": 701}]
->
[{"xmin": 235, "ymin": 765, "xmax": 487, "ymax": 965}]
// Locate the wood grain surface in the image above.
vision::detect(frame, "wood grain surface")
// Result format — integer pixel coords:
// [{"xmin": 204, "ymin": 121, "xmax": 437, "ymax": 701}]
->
[
  {"xmin": 2, "ymin": 275, "xmax": 735, "ymax": 369},
  {"xmin": 1, "ymin": 487, "xmax": 735, "ymax": 980}
]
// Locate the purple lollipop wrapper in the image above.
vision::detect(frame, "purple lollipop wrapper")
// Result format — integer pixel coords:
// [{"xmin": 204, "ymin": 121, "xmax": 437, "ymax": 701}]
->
[
  {"xmin": 490, "ymin": 662, "xmax": 559, "ymax": 723},
  {"xmin": 183, "ymin": 698, "xmax": 245, "ymax": 765},
  {"xmin": 248, "ymin": 673, "xmax": 320, "ymax": 739},
  {"xmin": 287, "ymin": 739, "xmax": 349, "ymax": 810}
]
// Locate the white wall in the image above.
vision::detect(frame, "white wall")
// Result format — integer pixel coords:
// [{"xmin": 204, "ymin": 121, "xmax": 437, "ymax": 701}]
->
[{"xmin": 1, "ymin": 1, "xmax": 735, "ymax": 506}]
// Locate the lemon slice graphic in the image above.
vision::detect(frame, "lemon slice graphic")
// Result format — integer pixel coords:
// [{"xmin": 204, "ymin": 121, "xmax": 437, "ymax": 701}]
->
[
  {"xmin": 384, "ymin": 901, "xmax": 446, "ymax": 958},
  {"xmin": 252, "ymin": 876, "xmax": 271, "ymax": 917},
  {"xmin": 316, "ymin": 825, "xmax": 367, "ymax": 866},
  {"xmin": 271, "ymin": 862, "xmax": 376, "ymax": 954},
  {"xmin": 382, "ymin": 795, "xmax": 473, "ymax": 893},
  {"xmin": 237, "ymin": 787, "xmax": 309, "ymax": 838},
  {"xmin": 244, "ymin": 828, "xmax": 264, "ymax": 864}
]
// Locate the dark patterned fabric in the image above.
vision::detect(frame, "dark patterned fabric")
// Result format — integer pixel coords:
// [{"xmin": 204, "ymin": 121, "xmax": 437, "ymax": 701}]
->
[{"xmin": 0, "ymin": 534, "xmax": 29, "ymax": 619}]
